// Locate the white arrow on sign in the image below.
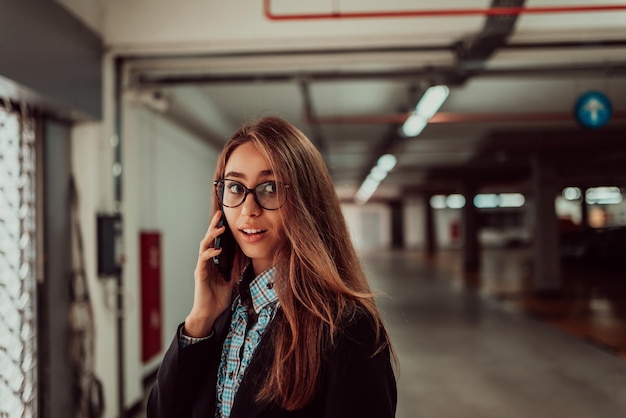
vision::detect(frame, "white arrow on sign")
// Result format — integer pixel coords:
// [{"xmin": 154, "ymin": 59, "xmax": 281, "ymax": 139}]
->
[{"xmin": 583, "ymin": 98, "xmax": 605, "ymax": 122}]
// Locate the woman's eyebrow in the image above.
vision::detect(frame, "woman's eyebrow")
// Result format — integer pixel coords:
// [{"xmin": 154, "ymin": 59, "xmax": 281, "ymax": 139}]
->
[
  {"xmin": 224, "ymin": 169, "xmax": 274, "ymax": 179},
  {"xmin": 224, "ymin": 171, "xmax": 245, "ymax": 179}
]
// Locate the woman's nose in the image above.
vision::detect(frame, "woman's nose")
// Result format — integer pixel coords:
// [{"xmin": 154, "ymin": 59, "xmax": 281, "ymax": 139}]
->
[{"xmin": 240, "ymin": 191, "xmax": 261, "ymax": 216}]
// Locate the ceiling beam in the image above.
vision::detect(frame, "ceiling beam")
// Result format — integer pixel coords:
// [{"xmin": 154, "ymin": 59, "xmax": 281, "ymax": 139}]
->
[{"xmin": 136, "ymin": 61, "xmax": 626, "ymax": 87}]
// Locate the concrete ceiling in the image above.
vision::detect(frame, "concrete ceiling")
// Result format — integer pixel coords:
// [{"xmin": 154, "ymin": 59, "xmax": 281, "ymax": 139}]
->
[{"xmin": 122, "ymin": 1, "xmax": 626, "ymax": 202}]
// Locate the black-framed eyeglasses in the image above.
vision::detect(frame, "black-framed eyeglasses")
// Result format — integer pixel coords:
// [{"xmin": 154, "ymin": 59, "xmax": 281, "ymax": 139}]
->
[{"xmin": 214, "ymin": 179, "xmax": 289, "ymax": 210}]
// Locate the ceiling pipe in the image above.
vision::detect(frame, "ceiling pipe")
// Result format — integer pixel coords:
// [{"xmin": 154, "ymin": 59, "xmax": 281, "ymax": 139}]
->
[
  {"xmin": 137, "ymin": 61, "xmax": 626, "ymax": 87},
  {"xmin": 264, "ymin": 0, "xmax": 626, "ymax": 21},
  {"xmin": 306, "ymin": 111, "xmax": 626, "ymax": 125}
]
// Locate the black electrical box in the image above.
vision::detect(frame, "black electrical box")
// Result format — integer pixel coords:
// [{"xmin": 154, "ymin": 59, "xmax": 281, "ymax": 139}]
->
[{"xmin": 97, "ymin": 213, "xmax": 122, "ymax": 276}]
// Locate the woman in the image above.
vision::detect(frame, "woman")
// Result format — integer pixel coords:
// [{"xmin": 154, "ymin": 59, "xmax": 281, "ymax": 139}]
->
[{"xmin": 148, "ymin": 116, "xmax": 397, "ymax": 418}]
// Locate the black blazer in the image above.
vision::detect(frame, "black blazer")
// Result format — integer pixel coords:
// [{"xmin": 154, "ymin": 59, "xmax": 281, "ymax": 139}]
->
[{"xmin": 147, "ymin": 309, "xmax": 397, "ymax": 418}]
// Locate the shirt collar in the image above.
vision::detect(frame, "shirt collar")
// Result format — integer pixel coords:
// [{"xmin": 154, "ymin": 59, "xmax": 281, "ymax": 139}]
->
[{"xmin": 234, "ymin": 265, "xmax": 278, "ymax": 314}]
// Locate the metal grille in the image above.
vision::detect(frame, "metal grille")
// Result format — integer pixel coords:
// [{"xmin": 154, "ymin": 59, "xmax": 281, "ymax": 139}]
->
[{"xmin": 0, "ymin": 105, "xmax": 37, "ymax": 418}]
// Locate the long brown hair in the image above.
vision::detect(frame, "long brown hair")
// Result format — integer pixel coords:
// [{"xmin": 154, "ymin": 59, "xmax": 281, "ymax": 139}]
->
[{"xmin": 213, "ymin": 116, "xmax": 393, "ymax": 410}]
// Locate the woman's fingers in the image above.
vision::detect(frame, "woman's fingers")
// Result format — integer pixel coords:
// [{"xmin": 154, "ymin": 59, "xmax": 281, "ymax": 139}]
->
[
  {"xmin": 198, "ymin": 211, "xmax": 225, "ymax": 253},
  {"xmin": 198, "ymin": 246, "xmax": 221, "ymax": 265},
  {"xmin": 195, "ymin": 211, "xmax": 231, "ymax": 283}
]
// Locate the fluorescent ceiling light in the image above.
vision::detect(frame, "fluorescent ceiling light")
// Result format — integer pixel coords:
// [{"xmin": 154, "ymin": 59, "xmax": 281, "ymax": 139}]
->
[
  {"xmin": 499, "ymin": 193, "xmax": 525, "ymax": 208},
  {"xmin": 430, "ymin": 195, "xmax": 447, "ymax": 209},
  {"xmin": 355, "ymin": 177, "xmax": 380, "ymax": 204},
  {"xmin": 355, "ymin": 153, "xmax": 398, "ymax": 204},
  {"xmin": 586, "ymin": 186, "xmax": 623, "ymax": 205},
  {"xmin": 402, "ymin": 114, "xmax": 428, "ymax": 137},
  {"xmin": 369, "ymin": 166, "xmax": 387, "ymax": 182},
  {"xmin": 562, "ymin": 187, "xmax": 582, "ymax": 201},
  {"xmin": 446, "ymin": 194, "xmax": 466, "ymax": 209},
  {"xmin": 377, "ymin": 154, "xmax": 397, "ymax": 171},
  {"xmin": 415, "ymin": 85, "xmax": 449, "ymax": 119},
  {"xmin": 474, "ymin": 194, "xmax": 499, "ymax": 209},
  {"xmin": 402, "ymin": 85, "xmax": 449, "ymax": 138}
]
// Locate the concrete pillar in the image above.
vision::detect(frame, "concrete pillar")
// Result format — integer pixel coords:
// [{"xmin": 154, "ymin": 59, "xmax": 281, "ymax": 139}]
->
[
  {"xmin": 461, "ymin": 183, "xmax": 480, "ymax": 272},
  {"xmin": 40, "ymin": 119, "xmax": 75, "ymax": 418},
  {"xmin": 580, "ymin": 186, "xmax": 589, "ymax": 228},
  {"xmin": 390, "ymin": 200, "xmax": 404, "ymax": 249},
  {"xmin": 424, "ymin": 194, "xmax": 436, "ymax": 256},
  {"xmin": 531, "ymin": 155, "xmax": 562, "ymax": 294}
]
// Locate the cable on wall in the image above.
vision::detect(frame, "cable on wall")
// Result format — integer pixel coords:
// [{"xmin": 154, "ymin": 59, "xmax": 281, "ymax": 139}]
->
[{"xmin": 69, "ymin": 175, "xmax": 105, "ymax": 418}]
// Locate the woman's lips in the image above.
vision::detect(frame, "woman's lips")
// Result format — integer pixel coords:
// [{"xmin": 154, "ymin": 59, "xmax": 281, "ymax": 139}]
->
[{"xmin": 239, "ymin": 228, "xmax": 268, "ymax": 243}]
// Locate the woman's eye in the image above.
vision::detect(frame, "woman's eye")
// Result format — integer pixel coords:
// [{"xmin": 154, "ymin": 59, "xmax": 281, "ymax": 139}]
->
[
  {"xmin": 227, "ymin": 183, "xmax": 244, "ymax": 194},
  {"xmin": 262, "ymin": 182, "xmax": 277, "ymax": 193}
]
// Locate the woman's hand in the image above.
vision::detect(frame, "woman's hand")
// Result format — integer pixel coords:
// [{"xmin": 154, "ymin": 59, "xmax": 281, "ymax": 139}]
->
[{"xmin": 184, "ymin": 211, "xmax": 235, "ymax": 338}]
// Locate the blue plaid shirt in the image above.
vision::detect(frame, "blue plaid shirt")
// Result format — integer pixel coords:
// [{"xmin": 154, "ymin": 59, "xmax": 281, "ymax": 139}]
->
[{"xmin": 180, "ymin": 267, "xmax": 279, "ymax": 418}]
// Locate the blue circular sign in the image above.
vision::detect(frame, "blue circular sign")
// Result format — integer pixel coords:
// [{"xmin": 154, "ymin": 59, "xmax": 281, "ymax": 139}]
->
[{"xmin": 574, "ymin": 91, "xmax": 613, "ymax": 129}]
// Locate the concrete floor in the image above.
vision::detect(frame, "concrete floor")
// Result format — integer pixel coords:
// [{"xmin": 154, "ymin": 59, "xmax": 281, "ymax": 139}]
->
[
  {"xmin": 137, "ymin": 248, "xmax": 626, "ymax": 417},
  {"xmin": 365, "ymin": 249, "xmax": 626, "ymax": 418}
]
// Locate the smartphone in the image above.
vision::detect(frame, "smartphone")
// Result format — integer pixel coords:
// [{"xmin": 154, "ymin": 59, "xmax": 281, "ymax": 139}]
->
[{"xmin": 213, "ymin": 210, "xmax": 236, "ymax": 281}]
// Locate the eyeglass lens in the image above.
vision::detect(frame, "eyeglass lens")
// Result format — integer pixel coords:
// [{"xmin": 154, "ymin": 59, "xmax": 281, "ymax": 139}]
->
[{"xmin": 216, "ymin": 180, "xmax": 286, "ymax": 210}]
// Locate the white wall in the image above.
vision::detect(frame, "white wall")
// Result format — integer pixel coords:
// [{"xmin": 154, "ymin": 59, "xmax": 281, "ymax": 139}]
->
[
  {"xmin": 135, "ymin": 106, "xmax": 219, "ymax": 356},
  {"xmin": 123, "ymin": 103, "xmax": 219, "ymax": 407},
  {"xmin": 555, "ymin": 196, "xmax": 582, "ymax": 224},
  {"xmin": 434, "ymin": 207, "xmax": 462, "ymax": 249},
  {"xmin": 345, "ymin": 197, "xmax": 462, "ymax": 252},
  {"xmin": 404, "ymin": 197, "xmax": 426, "ymax": 249},
  {"xmin": 71, "ymin": 122, "xmax": 120, "ymax": 418},
  {"xmin": 342, "ymin": 203, "xmax": 391, "ymax": 252},
  {"xmin": 72, "ymin": 102, "xmax": 218, "ymax": 417}
]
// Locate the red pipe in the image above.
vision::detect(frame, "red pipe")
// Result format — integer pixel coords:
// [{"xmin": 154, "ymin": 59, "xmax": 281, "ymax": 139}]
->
[
  {"xmin": 430, "ymin": 112, "xmax": 575, "ymax": 124},
  {"xmin": 264, "ymin": 0, "xmax": 626, "ymax": 21},
  {"xmin": 307, "ymin": 111, "xmax": 626, "ymax": 125}
]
